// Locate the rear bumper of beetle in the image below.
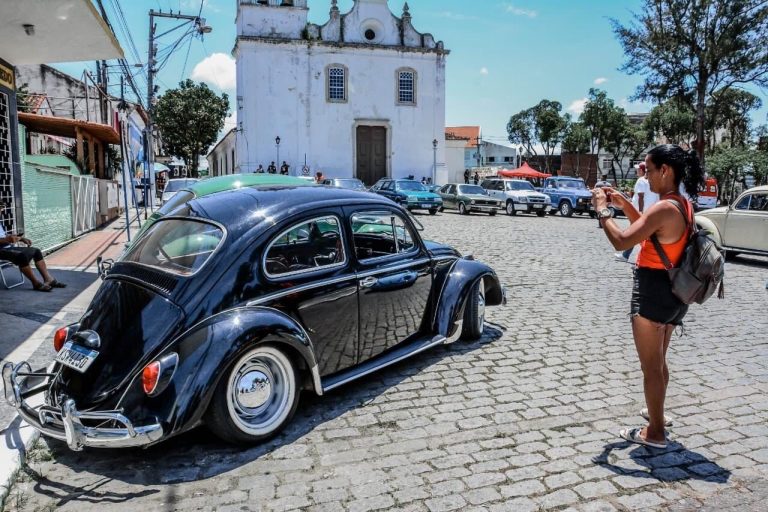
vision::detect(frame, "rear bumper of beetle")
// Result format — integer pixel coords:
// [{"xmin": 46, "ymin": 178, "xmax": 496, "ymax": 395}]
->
[{"xmin": 2, "ymin": 361, "xmax": 163, "ymax": 451}]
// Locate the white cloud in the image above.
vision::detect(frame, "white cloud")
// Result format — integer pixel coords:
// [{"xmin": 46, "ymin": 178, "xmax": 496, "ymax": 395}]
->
[
  {"xmin": 437, "ymin": 11, "xmax": 479, "ymax": 21},
  {"xmin": 594, "ymin": 77, "xmax": 608, "ymax": 85},
  {"xmin": 568, "ymin": 98, "xmax": 588, "ymax": 115},
  {"xmin": 191, "ymin": 53, "xmax": 236, "ymax": 91},
  {"xmin": 480, "ymin": 67, "xmax": 489, "ymax": 75},
  {"xmin": 223, "ymin": 110, "xmax": 236, "ymax": 131},
  {"xmin": 504, "ymin": 4, "xmax": 537, "ymax": 18}
]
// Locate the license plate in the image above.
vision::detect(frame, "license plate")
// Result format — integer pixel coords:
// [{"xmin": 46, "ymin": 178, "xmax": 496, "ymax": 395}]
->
[
  {"xmin": 533, "ymin": 204, "xmax": 543, "ymax": 208},
  {"xmin": 55, "ymin": 342, "xmax": 99, "ymax": 373},
  {"xmin": 421, "ymin": 203, "xmax": 432, "ymax": 208}
]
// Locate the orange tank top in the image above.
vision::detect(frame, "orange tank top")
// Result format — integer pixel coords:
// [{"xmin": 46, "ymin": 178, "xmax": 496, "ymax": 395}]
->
[{"xmin": 636, "ymin": 195, "xmax": 692, "ymax": 270}]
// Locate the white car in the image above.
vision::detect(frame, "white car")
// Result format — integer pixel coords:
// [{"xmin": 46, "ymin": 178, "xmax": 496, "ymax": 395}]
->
[
  {"xmin": 480, "ymin": 178, "xmax": 551, "ymax": 216},
  {"xmin": 696, "ymin": 185, "xmax": 768, "ymax": 259},
  {"xmin": 161, "ymin": 178, "xmax": 199, "ymax": 205}
]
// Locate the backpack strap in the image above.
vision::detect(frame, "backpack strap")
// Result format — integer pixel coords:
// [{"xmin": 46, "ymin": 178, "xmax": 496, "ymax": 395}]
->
[{"xmin": 649, "ymin": 198, "xmax": 691, "ymax": 270}]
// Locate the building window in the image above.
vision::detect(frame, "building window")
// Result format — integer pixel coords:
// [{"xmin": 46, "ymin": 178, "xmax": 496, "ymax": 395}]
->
[
  {"xmin": 487, "ymin": 156, "xmax": 496, "ymax": 163},
  {"xmin": 327, "ymin": 65, "xmax": 347, "ymax": 103},
  {"xmin": 396, "ymin": 68, "xmax": 416, "ymax": 105}
]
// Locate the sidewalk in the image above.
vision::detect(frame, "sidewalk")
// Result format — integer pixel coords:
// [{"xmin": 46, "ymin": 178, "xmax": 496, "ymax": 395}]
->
[{"xmin": 0, "ymin": 213, "xmax": 140, "ymax": 503}]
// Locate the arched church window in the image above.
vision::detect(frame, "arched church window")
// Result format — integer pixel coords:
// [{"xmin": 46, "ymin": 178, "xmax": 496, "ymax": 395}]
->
[
  {"xmin": 326, "ymin": 65, "xmax": 348, "ymax": 103},
  {"xmin": 396, "ymin": 68, "xmax": 416, "ymax": 106}
]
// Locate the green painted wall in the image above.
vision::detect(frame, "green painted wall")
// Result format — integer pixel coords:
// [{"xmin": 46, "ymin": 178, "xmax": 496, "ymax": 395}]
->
[{"xmin": 19, "ymin": 126, "xmax": 80, "ymax": 252}]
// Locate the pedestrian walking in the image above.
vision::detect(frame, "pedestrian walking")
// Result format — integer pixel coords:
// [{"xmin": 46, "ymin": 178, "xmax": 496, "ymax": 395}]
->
[
  {"xmin": 592, "ymin": 144, "xmax": 704, "ymax": 449},
  {"xmin": 473, "ymin": 172, "xmax": 479, "ymax": 185},
  {"xmin": 280, "ymin": 161, "xmax": 290, "ymax": 175},
  {"xmin": 464, "ymin": 169, "xmax": 470, "ymax": 184},
  {"xmin": 616, "ymin": 162, "xmax": 659, "ymax": 261},
  {"xmin": 267, "ymin": 161, "xmax": 277, "ymax": 174}
]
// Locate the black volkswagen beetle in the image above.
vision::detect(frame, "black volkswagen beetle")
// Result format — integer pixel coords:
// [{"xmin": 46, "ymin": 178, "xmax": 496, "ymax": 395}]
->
[{"xmin": 3, "ymin": 183, "xmax": 504, "ymax": 450}]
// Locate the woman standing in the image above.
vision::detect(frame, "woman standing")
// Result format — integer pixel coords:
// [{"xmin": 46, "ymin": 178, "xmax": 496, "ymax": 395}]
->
[{"xmin": 592, "ymin": 144, "xmax": 704, "ymax": 449}]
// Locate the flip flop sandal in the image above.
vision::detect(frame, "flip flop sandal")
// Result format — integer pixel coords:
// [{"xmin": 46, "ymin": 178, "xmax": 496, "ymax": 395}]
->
[
  {"xmin": 640, "ymin": 408, "xmax": 673, "ymax": 427},
  {"xmin": 47, "ymin": 280, "xmax": 67, "ymax": 288},
  {"xmin": 33, "ymin": 283, "xmax": 53, "ymax": 292},
  {"xmin": 619, "ymin": 427, "xmax": 667, "ymax": 449}
]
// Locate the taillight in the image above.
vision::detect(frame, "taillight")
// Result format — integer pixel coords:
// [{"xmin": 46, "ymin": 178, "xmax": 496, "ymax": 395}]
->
[
  {"xmin": 53, "ymin": 327, "xmax": 70, "ymax": 352},
  {"xmin": 142, "ymin": 362, "xmax": 161, "ymax": 395}
]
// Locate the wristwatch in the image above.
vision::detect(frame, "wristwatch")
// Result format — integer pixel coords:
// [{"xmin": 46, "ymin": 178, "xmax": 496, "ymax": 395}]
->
[{"xmin": 598, "ymin": 207, "xmax": 613, "ymax": 219}]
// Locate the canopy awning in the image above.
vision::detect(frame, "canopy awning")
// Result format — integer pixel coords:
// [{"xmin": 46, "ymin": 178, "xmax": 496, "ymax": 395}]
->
[
  {"xmin": 18, "ymin": 112, "xmax": 120, "ymax": 144},
  {"xmin": 498, "ymin": 162, "xmax": 552, "ymax": 179}
]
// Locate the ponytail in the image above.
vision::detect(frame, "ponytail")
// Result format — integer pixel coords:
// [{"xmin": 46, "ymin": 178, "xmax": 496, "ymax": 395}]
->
[{"xmin": 647, "ymin": 144, "xmax": 705, "ymax": 200}]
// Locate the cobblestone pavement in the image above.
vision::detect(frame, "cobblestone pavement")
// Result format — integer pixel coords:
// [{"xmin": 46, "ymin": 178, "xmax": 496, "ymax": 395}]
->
[{"xmin": 4, "ymin": 212, "xmax": 768, "ymax": 511}]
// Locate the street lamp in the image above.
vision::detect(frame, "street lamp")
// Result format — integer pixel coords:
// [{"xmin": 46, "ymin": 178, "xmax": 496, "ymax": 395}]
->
[
  {"xmin": 275, "ymin": 136, "xmax": 281, "ymax": 166},
  {"xmin": 518, "ymin": 146, "xmax": 524, "ymax": 167},
  {"xmin": 432, "ymin": 139, "xmax": 438, "ymax": 185}
]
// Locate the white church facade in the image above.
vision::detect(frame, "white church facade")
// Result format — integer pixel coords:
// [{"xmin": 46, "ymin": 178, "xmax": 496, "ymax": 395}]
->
[{"xmin": 234, "ymin": 0, "xmax": 448, "ymax": 184}]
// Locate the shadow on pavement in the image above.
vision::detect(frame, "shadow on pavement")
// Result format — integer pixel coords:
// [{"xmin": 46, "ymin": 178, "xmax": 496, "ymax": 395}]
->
[
  {"xmin": 726, "ymin": 255, "xmax": 768, "ymax": 269},
  {"xmin": 23, "ymin": 326, "xmax": 504, "ymax": 507},
  {"xmin": 0, "ymin": 269, "xmax": 99, "ymax": 362},
  {"xmin": 593, "ymin": 440, "xmax": 732, "ymax": 484}
]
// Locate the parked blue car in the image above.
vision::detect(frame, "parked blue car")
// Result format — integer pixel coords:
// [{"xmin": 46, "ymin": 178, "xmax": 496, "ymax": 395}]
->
[
  {"xmin": 370, "ymin": 179, "xmax": 443, "ymax": 215},
  {"xmin": 538, "ymin": 177, "xmax": 595, "ymax": 217}
]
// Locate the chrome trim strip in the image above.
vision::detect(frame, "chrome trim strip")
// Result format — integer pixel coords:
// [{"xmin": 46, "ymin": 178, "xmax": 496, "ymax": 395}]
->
[
  {"xmin": 356, "ymin": 257, "xmax": 431, "ymax": 278},
  {"xmin": 323, "ymin": 335, "xmax": 446, "ymax": 392},
  {"xmin": 446, "ymin": 320, "xmax": 463, "ymax": 343},
  {"xmin": 262, "ymin": 214, "xmax": 347, "ymax": 280},
  {"xmin": 246, "ymin": 274, "xmax": 357, "ymax": 306}
]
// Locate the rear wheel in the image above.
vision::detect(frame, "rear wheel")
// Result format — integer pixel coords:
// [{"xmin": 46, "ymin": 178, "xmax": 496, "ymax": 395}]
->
[
  {"xmin": 489, "ymin": 210, "xmax": 497, "ymax": 216},
  {"xmin": 506, "ymin": 201, "xmax": 516, "ymax": 216},
  {"xmin": 589, "ymin": 211, "xmax": 597, "ymax": 219},
  {"xmin": 536, "ymin": 210, "xmax": 546, "ymax": 217},
  {"xmin": 461, "ymin": 279, "xmax": 485, "ymax": 340},
  {"xmin": 429, "ymin": 208, "xmax": 438, "ymax": 215},
  {"xmin": 559, "ymin": 201, "xmax": 573, "ymax": 217},
  {"xmin": 206, "ymin": 345, "xmax": 300, "ymax": 444}
]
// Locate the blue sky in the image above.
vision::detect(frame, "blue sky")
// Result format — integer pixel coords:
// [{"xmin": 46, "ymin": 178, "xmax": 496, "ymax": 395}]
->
[{"xmin": 57, "ymin": 0, "xmax": 767, "ymax": 145}]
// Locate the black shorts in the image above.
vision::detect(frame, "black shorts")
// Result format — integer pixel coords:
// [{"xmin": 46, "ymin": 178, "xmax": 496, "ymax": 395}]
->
[
  {"xmin": 631, "ymin": 267, "xmax": 689, "ymax": 326},
  {"xmin": 0, "ymin": 246, "xmax": 43, "ymax": 267}
]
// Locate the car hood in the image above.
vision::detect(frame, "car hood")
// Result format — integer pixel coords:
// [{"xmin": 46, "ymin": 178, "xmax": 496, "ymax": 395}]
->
[
  {"xmin": 55, "ymin": 278, "xmax": 185, "ymax": 407},
  {"xmin": 461, "ymin": 193, "xmax": 498, "ymax": 202},
  {"xmin": 402, "ymin": 191, "xmax": 442, "ymax": 200},
  {"xmin": 509, "ymin": 191, "xmax": 549, "ymax": 199},
  {"xmin": 697, "ymin": 206, "xmax": 729, "ymax": 217}
]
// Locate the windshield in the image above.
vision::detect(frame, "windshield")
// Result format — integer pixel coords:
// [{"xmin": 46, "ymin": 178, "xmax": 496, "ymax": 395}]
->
[
  {"xmin": 336, "ymin": 179, "xmax": 365, "ymax": 189},
  {"xmin": 506, "ymin": 181, "xmax": 535, "ymax": 191},
  {"xmin": 397, "ymin": 181, "xmax": 427, "ymax": 192},
  {"xmin": 122, "ymin": 219, "xmax": 223, "ymax": 276},
  {"xmin": 558, "ymin": 180, "xmax": 587, "ymax": 190},
  {"xmin": 164, "ymin": 179, "xmax": 198, "ymax": 193},
  {"xmin": 458, "ymin": 185, "xmax": 486, "ymax": 195}
]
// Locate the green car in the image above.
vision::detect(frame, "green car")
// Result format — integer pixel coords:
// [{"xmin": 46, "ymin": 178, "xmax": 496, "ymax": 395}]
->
[
  {"xmin": 130, "ymin": 174, "xmax": 316, "ymax": 246},
  {"xmin": 438, "ymin": 183, "xmax": 502, "ymax": 215},
  {"xmin": 369, "ymin": 179, "xmax": 443, "ymax": 215}
]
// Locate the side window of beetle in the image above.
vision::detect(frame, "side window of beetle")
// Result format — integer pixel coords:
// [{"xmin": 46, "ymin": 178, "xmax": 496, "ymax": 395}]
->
[
  {"xmin": 351, "ymin": 212, "xmax": 417, "ymax": 261},
  {"xmin": 264, "ymin": 216, "xmax": 345, "ymax": 277}
]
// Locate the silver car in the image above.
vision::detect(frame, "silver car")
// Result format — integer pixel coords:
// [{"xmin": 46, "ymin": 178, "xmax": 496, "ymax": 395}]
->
[
  {"xmin": 696, "ymin": 185, "xmax": 768, "ymax": 259},
  {"xmin": 161, "ymin": 178, "xmax": 199, "ymax": 205}
]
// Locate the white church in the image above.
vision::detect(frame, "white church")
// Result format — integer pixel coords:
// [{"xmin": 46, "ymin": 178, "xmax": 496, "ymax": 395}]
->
[{"xmin": 233, "ymin": 0, "xmax": 448, "ymax": 184}]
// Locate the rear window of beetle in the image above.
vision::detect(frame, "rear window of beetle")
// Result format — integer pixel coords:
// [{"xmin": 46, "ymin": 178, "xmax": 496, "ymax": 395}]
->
[{"xmin": 122, "ymin": 219, "xmax": 224, "ymax": 276}]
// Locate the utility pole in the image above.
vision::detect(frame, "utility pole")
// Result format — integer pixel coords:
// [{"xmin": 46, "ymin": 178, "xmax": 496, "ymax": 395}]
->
[
  {"xmin": 475, "ymin": 135, "xmax": 482, "ymax": 167},
  {"xmin": 145, "ymin": 9, "xmax": 212, "ymax": 209}
]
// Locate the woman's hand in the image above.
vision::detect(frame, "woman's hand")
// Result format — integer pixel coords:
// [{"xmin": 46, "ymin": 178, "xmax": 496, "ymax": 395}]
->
[
  {"xmin": 602, "ymin": 187, "xmax": 631, "ymax": 211},
  {"xmin": 21, "ymin": 237, "xmax": 32, "ymax": 246},
  {"xmin": 591, "ymin": 187, "xmax": 608, "ymax": 210}
]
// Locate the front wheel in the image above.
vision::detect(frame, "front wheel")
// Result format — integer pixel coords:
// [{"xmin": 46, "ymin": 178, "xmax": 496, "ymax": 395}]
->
[
  {"xmin": 489, "ymin": 210, "xmax": 497, "ymax": 216},
  {"xmin": 459, "ymin": 202, "xmax": 468, "ymax": 215},
  {"xmin": 461, "ymin": 279, "xmax": 485, "ymax": 340},
  {"xmin": 559, "ymin": 201, "xmax": 573, "ymax": 217},
  {"xmin": 206, "ymin": 345, "xmax": 300, "ymax": 444},
  {"xmin": 589, "ymin": 211, "xmax": 596, "ymax": 219},
  {"xmin": 536, "ymin": 210, "xmax": 546, "ymax": 217},
  {"xmin": 429, "ymin": 208, "xmax": 438, "ymax": 215},
  {"xmin": 506, "ymin": 201, "xmax": 516, "ymax": 216}
]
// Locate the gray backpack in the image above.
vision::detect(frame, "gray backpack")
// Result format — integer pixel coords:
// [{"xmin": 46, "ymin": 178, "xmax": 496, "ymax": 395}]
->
[{"xmin": 650, "ymin": 199, "xmax": 725, "ymax": 305}]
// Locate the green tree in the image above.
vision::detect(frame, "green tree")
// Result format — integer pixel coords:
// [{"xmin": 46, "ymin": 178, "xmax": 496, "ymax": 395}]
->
[
  {"xmin": 531, "ymin": 100, "xmax": 568, "ymax": 173},
  {"xmin": 154, "ymin": 79, "xmax": 229, "ymax": 177},
  {"xmin": 707, "ymin": 146, "xmax": 768, "ymax": 202},
  {"xmin": 706, "ymin": 88, "xmax": 763, "ymax": 148},
  {"xmin": 561, "ymin": 119, "xmax": 591, "ymax": 175},
  {"xmin": 606, "ymin": 117, "xmax": 652, "ymax": 181},
  {"xmin": 15, "ymin": 82, "xmax": 33, "ymax": 113},
  {"xmin": 612, "ymin": 0, "xmax": 768, "ymax": 163},
  {"xmin": 580, "ymin": 89, "xmax": 625, "ymax": 180},
  {"xmin": 643, "ymin": 99, "xmax": 696, "ymax": 146},
  {"xmin": 506, "ymin": 108, "xmax": 537, "ymax": 159}
]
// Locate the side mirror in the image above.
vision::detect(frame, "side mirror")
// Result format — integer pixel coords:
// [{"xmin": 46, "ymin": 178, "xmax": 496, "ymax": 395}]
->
[{"xmin": 96, "ymin": 257, "xmax": 114, "ymax": 280}]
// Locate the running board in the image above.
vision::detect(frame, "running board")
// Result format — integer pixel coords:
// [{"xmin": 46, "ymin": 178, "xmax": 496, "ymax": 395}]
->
[{"xmin": 322, "ymin": 335, "xmax": 447, "ymax": 392}]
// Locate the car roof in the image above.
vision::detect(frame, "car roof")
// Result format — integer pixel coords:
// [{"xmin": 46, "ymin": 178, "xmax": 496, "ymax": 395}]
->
[
  {"xmin": 744, "ymin": 185, "xmax": 768, "ymax": 194},
  {"xmin": 187, "ymin": 174, "xmax": 315, "ymax": 197}
]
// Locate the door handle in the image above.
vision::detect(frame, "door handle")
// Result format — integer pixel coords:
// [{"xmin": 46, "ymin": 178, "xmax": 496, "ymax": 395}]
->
[{"xmin": 359, "ymin": 276, "xmax": 378, "ymax": 288}]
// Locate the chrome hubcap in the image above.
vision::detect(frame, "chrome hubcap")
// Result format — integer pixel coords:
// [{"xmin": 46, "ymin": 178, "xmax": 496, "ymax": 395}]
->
[{"xmin": 227, "ymin": 351, "xmax": 292, "ymax": 435}]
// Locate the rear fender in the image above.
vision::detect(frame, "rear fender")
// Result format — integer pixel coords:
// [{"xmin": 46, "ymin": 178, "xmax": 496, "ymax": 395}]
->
[
  {"xmin": 121, "ymin": 306, "xmax": 319, "ymax": 438},
  {"xmin": 695, "ymin": 216, "xmax": 723, "ymax": 247},
  {"xmin": 431, "ymin": 258, "xmax": 504, "ymax": 337}
]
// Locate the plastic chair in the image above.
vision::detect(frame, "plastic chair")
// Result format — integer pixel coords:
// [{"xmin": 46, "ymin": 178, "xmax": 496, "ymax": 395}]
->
[{"xmin": 0, "ymin": 259, "xmax": 24, "ymax": 289}]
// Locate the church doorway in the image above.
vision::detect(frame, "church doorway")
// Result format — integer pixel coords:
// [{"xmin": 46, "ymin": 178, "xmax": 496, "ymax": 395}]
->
[{"xmin": 355, "ymin": 126, "xmax": 387, "ymax": 185}]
